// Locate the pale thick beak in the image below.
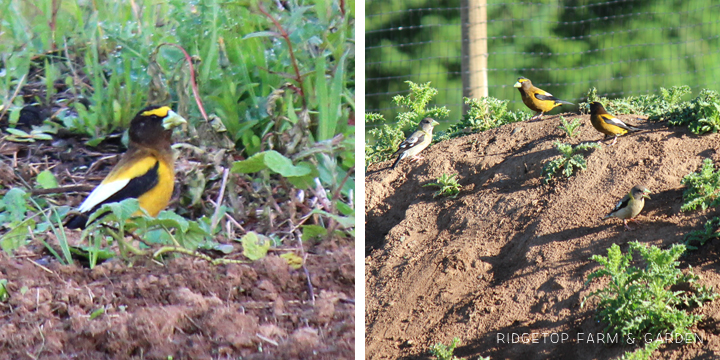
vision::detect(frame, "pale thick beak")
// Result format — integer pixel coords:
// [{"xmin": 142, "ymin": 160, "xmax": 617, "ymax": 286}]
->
[
  {"xmin": 643, "ymin": 190, "xmax": 651, "ymax": 200},
  {"xmin": 513, "ymin": 81, "xmax": 522, "ymax": 88},
  {"xmin": 431, "ymin": 120, "xmax": 440, "ymax": 126},
  {"xmin": 162, "ymin": 110, "xmax": 188, "ymax": 130}
]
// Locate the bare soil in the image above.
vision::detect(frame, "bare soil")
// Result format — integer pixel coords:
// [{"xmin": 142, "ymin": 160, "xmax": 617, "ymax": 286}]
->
[
  {"xmin": 365, "ymin": 113, "xmax": 720, "ymax": 359},
  {"xmin": 0, "ymin": 245, "xmax": 354, "ymax": 359}
]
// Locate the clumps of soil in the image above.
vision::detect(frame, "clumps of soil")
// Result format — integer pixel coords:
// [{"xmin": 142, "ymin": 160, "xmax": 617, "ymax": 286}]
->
[
  {"xmin": 0, "ymin": 244, "xmax": 354, "ymax": 359},
  {"xmin": 365, "ymin": 113, "xmax": 720, "ymax": 359}
]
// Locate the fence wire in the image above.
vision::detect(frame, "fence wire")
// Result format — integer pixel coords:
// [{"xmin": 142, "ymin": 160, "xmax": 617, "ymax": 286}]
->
[{"xmin": 365, "ymin": 0, "xmax": 720, "ymax": 127}]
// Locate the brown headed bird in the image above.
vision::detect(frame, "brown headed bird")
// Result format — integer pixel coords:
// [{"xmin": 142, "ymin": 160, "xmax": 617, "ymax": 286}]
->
[
  {"xmin": 514, "ymin": 77, "xmax": 574, "ymax": 121},
  {"xmin": 589, "ymin": 101, "xmax": 641, "ymax": 146}
]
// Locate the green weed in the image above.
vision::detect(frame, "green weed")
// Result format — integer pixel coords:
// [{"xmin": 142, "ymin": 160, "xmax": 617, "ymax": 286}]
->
[
  {"xmin": 429, "ymin": 337, "xmax": 461, "ymax": 360},
  {"xmin": 424, "ymin": 174, "xmax": 462, "ymax": 199},
  {"xmin": 439, "ymin": 96, "xmax": 529, "ymax": 139},
  {"xmin": 617, "ymin": 340, "xmax": 662, "ymax": 360},
  {"xmin": 365, "ymin": 81, "xmax": 449, "ymax": 165},
  {"xmin": 579, "ymin": 86, "xmax": 691, "ymax": 116},
  {"xmin": 680, "ymin": 158, "xmax": 720, "ymax": 212},
  {"xmin": 582, "ymin": 242, "xmax": 717, "ymax": 343},
  {"xmin": 541, "ymin": 141, "xmax": 600, "ymax": 183},
  {"xmin": 557, "ymin": 116, "xmax": 582, "ymax": 138},
  {"xmin": 684, "ymin": 217, "xmax": 720, "ymax": 250}
]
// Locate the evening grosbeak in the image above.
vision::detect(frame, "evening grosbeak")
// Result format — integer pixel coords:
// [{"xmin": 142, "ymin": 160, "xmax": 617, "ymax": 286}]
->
[
  {"xmin": 589, "ymin": 101, "xmax": 641, "ymax": 146},
  {"xmin": 514, "ymin": 77, "xmax": 574, "ymax": 121},
  {"xmin": 65, "ymin": 105, "xmax": 187, "ymax": 229},
  {"xmin": 391, "ymin": 117, "xmax": 439, "ymax": 169},
  {"xmin": 603, "ymin": 185, "xmax": 651, "ymax": 231}
]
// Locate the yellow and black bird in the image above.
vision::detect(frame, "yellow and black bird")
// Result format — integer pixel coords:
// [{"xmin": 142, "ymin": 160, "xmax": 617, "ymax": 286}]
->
[
  {"xmin": 589, "ymin": 101, "xmax": 641, "ymax": 146},
  {"xmin": 514, "ymin": 77, "xmax": 574, "ymax": 121},
  {"xmin": 391, "ymin": 117, "xmax": 439, "ymax": 169},
  {"xmin": 603, "ymin": 185, "xmax": 651, "ymax": 231},
  {"xmin": 65, "ymin": 105, "xmax": 187, "ymax": 229}
]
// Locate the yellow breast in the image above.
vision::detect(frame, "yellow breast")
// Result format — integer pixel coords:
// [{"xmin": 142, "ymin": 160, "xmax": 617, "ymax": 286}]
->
[{"xmin": 136, "ymin": 159, "xmax": 174, "ymax": 217}]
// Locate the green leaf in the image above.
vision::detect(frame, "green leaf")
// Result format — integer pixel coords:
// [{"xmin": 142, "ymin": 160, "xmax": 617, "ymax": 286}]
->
[
  {"xmin": 231, "ymin": 150, "xmax": 311, "ymax": 177},
  {"xmin": 240, "ymin": 232, "xmax": 270, "ymax": 261},
  {"xmin": 1, "ymin": 218, "xmax": 34, "ymax": 253},
  {"xmin": 36, "ymin": 170, "xmax": 58, "ymax": 189},
  {"xmin": 301, "ymin": 225, "xmax": 327, "ymax": 242},
  {"xmin": 0, "ymin": 279, "xmax": 8, "ymax": 302}
]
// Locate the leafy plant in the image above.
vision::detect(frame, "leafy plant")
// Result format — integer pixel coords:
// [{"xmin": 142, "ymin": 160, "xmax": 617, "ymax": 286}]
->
[
  {"xmin": 617, "ymin": 340, "xmax": 662, "ymax": 360},
  {"xmin": 557, "ymin": 116, "xmax": 582, "ymax": 138},
  {"xmin": 582, "ymin": 242, "xmax": 717, "ymax": 343},
  {"xmin": 541, "ymin": 141, "xmax": 600, "ymax": 183},
  {"xmin": 365, "ymin": 81, "xmax": 449, "ymax": 165},
  {"xmin": 424, "ymin": 174, "xmax": 462, "ymax": 199},
  {"xmin": 0, "ymin": 278, "xmax": 7, "ymax": 303},
  {"xmin": 578, "ymin": 86, "xmax": 691, "ymax": 117},
  {"xmin": 680, "ymin": 158, "xmax": 720, "ymax": 211},
  {"xmin": 430, "ymin": 337, "xmax": 461, "ymax": 360},
  {"xmin": 658, "ymin": 90, "xmax": 720, "ymax": 133},
  {"xmin": 684, "ymin": 217, "xmax": 720, "ymax": 250},
  {"xmin": 439, "ymin": 96, "xmax": 529, "ymax": 140}
]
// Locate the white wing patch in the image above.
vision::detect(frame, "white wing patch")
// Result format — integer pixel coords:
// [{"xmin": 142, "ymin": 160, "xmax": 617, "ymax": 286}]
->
[
  {"xmin": 603, "ymin": 116, "xmax": 628, "ymax": 128},
  {"xmin": 78, "ymin": 179, "xmax": 130, "ymax": 212}
]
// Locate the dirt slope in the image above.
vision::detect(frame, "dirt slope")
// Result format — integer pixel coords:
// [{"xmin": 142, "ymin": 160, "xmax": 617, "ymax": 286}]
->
[
  {"xmin": 365, "ymin": 113, "xmax": 720, "ymax": 359},
  {"xmin": 0, "ymin": 243, "xmax": 354, "ymax": 359}
]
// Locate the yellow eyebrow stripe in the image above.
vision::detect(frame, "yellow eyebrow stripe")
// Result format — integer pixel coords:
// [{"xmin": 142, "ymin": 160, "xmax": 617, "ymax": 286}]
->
[{"xmin": 141, "ymin": 106, "xmax": 170, "ymax": 117}]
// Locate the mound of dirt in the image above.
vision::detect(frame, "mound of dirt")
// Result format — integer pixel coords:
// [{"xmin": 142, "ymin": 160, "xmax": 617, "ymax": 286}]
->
[
  {"xmin": 365, "ymin": 113, "xmax": 720, "ymax": 359},
  {"xmin": 0, "ymin": 242, "xmax": 354, "ymax": 359}
]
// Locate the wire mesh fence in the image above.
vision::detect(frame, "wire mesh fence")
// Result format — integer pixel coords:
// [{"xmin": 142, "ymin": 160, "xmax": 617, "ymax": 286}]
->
[{"xmin": 365, "ymin": 0, "xmax": 720, "ymax": 128}]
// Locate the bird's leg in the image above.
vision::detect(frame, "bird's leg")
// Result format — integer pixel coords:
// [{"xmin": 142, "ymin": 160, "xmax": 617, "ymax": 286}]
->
[
  {"xmin": 530, "ymin": 111, "xmax": 542, "ymax": 121},
  {"xmin": 410, "ymin": 155, "xmax": 425, "ymax": 162},
  {"xmin": 623, "ymin": 219, "xmax": 633, "ymax": 231},
  {"xmin": 627, "ymin": 218, "xmax": 640, "ymax": 224}
]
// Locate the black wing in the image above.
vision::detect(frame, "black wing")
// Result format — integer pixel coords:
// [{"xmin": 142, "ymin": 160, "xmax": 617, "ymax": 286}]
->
[{"xmin": 65, "ymin": 161, "xmax": 160, "ymax": 229}]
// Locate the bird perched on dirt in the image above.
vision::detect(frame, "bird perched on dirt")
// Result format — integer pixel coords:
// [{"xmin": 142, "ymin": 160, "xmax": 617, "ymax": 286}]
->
[
  {"xmin": 391, "ymin": 117, "xmax": 439, "ymax": 169},
  {"xmin": 603, "ymin": 185, "xmax": 651, "ymax": 231},
  {"xmin": 64, "ymin": 105, "xmax": 187, "ymax": 229},
  {"xmin": 589, "ymin": 101, "xmax": 641, "ymax": 146},
  {"xmin": 513, "ymin": 77, "xmax": 574, "ymax": 121}
]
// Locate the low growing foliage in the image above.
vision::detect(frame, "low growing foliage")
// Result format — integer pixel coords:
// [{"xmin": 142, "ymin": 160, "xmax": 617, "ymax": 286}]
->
[
  {"xmin": 680, "ymin": 158, "xmax": 720, "ymax": 212},
  {"xmin": 439, "ymin": 96, "xmax": 530, "ymax": 140},
  {"xmin": 684, "ymin": 217, "xmax": 720, "ymax": 250},
  {"xmin": 582, "ymin": 242, "xmax": 717, "ymax": 343},
  {"xmin": 541, "ymin": 141, "xmax": 600, "ymax": 183},
  {"xmin": 429, "ymin": 337, "xmax": 461, "ymax": 360},
  {"xmin": 424, "ymin": 173, "xmax": 461, "ymax": 199},
  {"xmin": 557, "ymin": 116, "xmax": 582, "ymax": 138}
]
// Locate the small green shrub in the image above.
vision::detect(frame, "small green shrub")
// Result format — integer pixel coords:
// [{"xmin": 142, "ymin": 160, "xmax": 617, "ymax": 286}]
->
[
  {"xmin": 365, "ymin": 81, "xmax": 450, "ymax": 165},
  {"xmin": 680, "ymin": 158, "xmax": 720, "ymax": 212},
  {"xmin": 438, "ymin": 97, "xmax": 529, "ymax": 140},
  {"xmin": 684, "ymin": 217, "xmax": 720, "ymax": 250},
  {"xmin": 658, "ymin": 89, "xmax": 720, "ymax": 134},
  {"xmin": 582, "ymin": 242, "xmax": 716, "ymax": 343},
  {"xmin": 430, "ymin": 337, "xmax": 461, "ymax": 360},
  {"xmin": 557, "ymin": 116, "xmax": 582, "ymax": 138},
  {"xmin": 541, "ymin": 141, "xmax": 600, "ymax": 183},
  {"xmin": 579, "ymin": 86, "xmax": 691, "ymax": 117},
  {"xmin": 424, "ymin": 174, "xmax": 461, "ymax": 199},
  {"xmin": 617, "ymin": 340, "xmax": 662, "ymax": 360}
]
